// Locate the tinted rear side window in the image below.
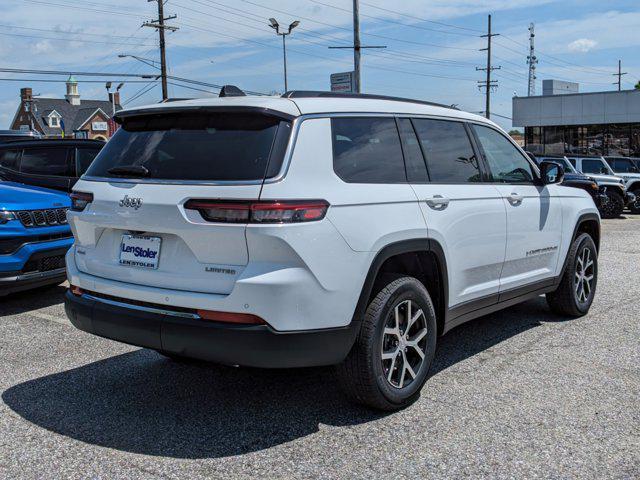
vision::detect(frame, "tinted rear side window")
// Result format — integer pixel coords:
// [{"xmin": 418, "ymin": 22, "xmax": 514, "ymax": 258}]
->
[
  {"xmin": 76, "ymin": 148, "xmax": 101, "ymax": 175},
  {"xmin": 331, "ymin": 117, "xmax": 405, "ymax": 183},
  {"xmin": 85, "ymin": 112, "xmax": 290, "ymax": 181},
  {"xmin": 20, "ymin": 148, "xmax": 72, "ymax": 176},
  {"xmin": 412, "ymin": 119, "xmax": 481, "ymax": 183},
  {"xmin": 0, "ymin": 149, "xmax": 20, "ymax": 170}
]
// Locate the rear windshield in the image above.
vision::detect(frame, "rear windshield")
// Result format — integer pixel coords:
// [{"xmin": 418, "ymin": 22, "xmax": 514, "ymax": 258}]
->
[{"xmin": 85, "ymin": 112, "xmax": 291, "ymax": 181}]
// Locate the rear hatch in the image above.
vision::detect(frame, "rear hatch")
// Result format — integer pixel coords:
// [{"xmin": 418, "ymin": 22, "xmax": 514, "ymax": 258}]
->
[{"xmin": 72, "ymin": 107, "xmax": 293, "ymax": 294}]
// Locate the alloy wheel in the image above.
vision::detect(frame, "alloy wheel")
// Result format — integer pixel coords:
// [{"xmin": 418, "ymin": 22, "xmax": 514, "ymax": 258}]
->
[
  {"xmin": 381, "ymin": 299, "xmax": 428, "ymax": 389},
  {"xmin": 574, "ymin": 247, "xmax": 594, "ymax": 304}
]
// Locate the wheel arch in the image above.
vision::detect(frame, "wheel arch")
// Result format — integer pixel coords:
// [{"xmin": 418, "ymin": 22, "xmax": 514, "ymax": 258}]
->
[
  {"xmin": 352, "ymin": 239, "xmax": 449, "ymax": 336},
  {"xmin": 558, "ymin": 212, "xmax": 600, "ymax": 281}
]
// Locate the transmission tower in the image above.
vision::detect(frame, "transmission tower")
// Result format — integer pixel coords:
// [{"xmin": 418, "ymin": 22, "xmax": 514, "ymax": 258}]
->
[{"xmin": 527, "ymin": 23, "xmax": 538, "ymax": 96}]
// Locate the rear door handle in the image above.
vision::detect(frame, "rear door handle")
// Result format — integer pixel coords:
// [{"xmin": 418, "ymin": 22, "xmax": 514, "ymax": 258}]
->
[
  {"xmin": 425, "ymin": 195, "xmax": 450, "ymax": 210},
  {"xmin": 507, "ymin": 192, "xmax": 523, "ymax": 205}
]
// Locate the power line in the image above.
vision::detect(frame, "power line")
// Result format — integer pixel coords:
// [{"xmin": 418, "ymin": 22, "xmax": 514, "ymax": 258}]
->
[
  {"xmin": 308, "ymin": 0, "xmax": 477, "ymax": 37},
  {"xmin": 0, "ymin": 77, "xmax": 159, "ymax": 83},
  {"xmin": 236, "ymin": 0, "xmax": 477, "ymax": 51},
  {"xmin": 358, "ymin": 1, "xmax": 484, "ymax": 33},
  {"xmin": 0, "ymin": 31, "xmax": 155, "ymax": 46}
]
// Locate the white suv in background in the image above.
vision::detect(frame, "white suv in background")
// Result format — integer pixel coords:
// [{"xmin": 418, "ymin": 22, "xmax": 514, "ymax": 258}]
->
[{"xmin": 65, "ymin": 90, "xmax": 600, "ymax": 410}]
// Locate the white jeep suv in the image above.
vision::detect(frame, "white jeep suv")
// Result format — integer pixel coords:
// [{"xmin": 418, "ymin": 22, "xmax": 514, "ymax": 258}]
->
[{"xmin": 65, "ymin": 90, "xmax": 600, "ymax": 410}]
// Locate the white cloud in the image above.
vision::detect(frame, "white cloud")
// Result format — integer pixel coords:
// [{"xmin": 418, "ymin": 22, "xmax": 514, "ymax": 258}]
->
[{"xmin": 567, "ymin": 38, "xmax": 598, "ymax": 53}]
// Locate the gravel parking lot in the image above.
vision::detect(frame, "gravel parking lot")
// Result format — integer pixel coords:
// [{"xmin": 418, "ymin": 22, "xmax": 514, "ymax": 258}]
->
[{"xmin": 1, "ymin": 218, "xmax": 638, "ymax": 479}]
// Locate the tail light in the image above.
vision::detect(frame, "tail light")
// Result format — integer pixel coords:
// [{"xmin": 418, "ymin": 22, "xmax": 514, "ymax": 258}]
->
[
  {"xmin": 184, "ymin": 200, "xmax": 329, "ymax": 224},
  {"xmin": 70, "ymin": 192, "xmax": 93, "ymax": 211}
]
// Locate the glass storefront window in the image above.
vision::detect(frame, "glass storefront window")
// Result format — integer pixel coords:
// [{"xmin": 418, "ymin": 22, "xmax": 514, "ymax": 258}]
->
[
  {"xmin": 544, "ymin": 126, "xmax": 564, "ymax": 154},
  {"xmin": 524, "ymin": 127, "xmax": 543, "ymax": 154},
  {"xmin": 524, "ymin": 124, "xmax": 639, "ymax": 157},
  {"xmin": 607, "ymin": 124, "xmax": 631, "ymax": 157}
]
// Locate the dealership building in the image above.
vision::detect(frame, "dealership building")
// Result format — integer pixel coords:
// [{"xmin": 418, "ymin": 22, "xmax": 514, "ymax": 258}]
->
[{"xmin": 512, "ymin": 80, "xmax": 640, "ymax": 157}]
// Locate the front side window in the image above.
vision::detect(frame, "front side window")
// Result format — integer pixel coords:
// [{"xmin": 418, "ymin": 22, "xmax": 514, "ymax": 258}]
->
[
  {"xmin": 581, "ymin": 159, "xmax": 608, "ymax": 175},
  {"xmin": 609, "ymin": 158, "xmax": 637, "ymax": 173},
  {"xmin": 331, "ymin": 117, "xmax": 406, "ymax": 183},
  {"xmin": 19, "ymin": 148, "xmax": 72, "ymax": 176},
  {"xmin": 473, "ymin": 124, "xmax": 534, "ymax": 184},
  {"xmin": 0, "ymin": 149, "xmax": 20, "ymax": 170},
  {"xmin": 86, "ymin": 112, "xmax": 289, "ymax": 181},
  {"xmin": 412, "ymin": 118, "xmax": 480, "ymax": 183}
]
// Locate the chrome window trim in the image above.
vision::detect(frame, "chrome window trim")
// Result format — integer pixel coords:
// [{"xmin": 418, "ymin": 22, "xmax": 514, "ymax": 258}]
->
[{"xmin": 82, "ymin": 293, "xmax": 201, "ymax": 319}]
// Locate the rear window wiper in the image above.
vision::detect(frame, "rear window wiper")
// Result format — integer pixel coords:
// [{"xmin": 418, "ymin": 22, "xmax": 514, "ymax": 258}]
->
[{"xmin": 107, "ymin": 165, "xmax": 150, "ymax": 177}]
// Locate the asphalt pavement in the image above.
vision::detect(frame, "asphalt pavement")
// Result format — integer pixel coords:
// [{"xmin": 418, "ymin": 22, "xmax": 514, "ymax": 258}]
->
[{"xmin": 0, "ymin": 218, "xmax": 638, "ymax": 479}]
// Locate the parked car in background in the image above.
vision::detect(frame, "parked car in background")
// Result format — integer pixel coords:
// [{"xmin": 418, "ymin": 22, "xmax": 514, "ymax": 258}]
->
[
  {"xmin": 64, "ymin": 90, "xmax": 600, "ymax": 410},
  {"xmin": 0, "ymin": 182, "xmax": 73, "ymax": 295},
  {"xmin": 604, "ymin": 157, "xmax": 640, "ymax": 214},
  {"xmin": 530, "ymin": 154, "xmax": 608, "ymax": 213},
  {"xmin": 0, "ymin": 139, "xmax": 104, "ymax": 192},
  {"xmin": 0, "ymin": 129, "xmax": 41, "ymax": 143},
  {"xmin": 567, "ymin": 156, "xmax": 632, "ymax": 218}
]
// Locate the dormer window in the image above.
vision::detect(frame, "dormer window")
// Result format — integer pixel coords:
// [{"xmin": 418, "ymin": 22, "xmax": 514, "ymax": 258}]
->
[{"xmin": 47, "ymin": 111, "xmax": 62, "ymax": 128}]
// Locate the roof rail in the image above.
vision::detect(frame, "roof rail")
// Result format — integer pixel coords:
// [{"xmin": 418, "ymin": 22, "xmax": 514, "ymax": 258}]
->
[{"xmin": 281, "ymin": 90, "xmax": 457, "ymax": 110}]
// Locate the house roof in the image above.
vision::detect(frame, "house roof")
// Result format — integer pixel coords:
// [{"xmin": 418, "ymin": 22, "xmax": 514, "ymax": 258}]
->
[{"xmin": 30, "ymin": 98, "xmax": 121, "ymax": 136}]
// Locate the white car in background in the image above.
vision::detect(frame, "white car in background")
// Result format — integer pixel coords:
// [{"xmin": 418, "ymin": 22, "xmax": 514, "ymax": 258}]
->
[{"xmin": 604, "ymin": 156, "xmax": 640, "ymax": 214}]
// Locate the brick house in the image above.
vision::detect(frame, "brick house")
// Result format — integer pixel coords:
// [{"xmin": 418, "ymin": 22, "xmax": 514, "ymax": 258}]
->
[{"xmin": 10, "ymin": 76, "xmax": 122, "ymax": 140}]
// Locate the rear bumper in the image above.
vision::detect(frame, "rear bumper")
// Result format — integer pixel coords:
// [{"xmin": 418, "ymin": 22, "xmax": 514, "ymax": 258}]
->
[{"xmin": 64, "ymin": 290, "xmax": 360, "ymax": 368}]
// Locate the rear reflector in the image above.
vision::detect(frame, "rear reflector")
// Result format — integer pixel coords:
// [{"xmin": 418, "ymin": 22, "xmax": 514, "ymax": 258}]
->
[
  {"xmin": 184, "ymin": 199, "xmax": 329, "ymax": 224},
  {"xmin": 70, "ymin": 285, "xmax": 84, "ymax": 296},
  {"xmin": 196, "ymin": 309, "xmax": 265, "ymax": 325}
]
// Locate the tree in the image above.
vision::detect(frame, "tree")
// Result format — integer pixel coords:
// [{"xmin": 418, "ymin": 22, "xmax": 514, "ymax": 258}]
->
[
  {"xmin": 635, "ymin": 80, "xmax": 640, "ymax": 90},
  {"xmin": 508, "ymin": 129, "xmax": 522, "ymax": 136}
]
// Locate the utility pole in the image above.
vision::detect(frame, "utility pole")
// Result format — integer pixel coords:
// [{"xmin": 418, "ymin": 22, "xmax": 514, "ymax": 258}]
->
[
  {"xmin": 612, "ymin": 59, "xmax": 627, "ymax": 91},
  {"xmin": 477, "ymin": 14, "xmax": 500, "ymax": 119},
  {"xmin": 526, "ymin": 23, "xmax": 537, "ymax": 96},
  {"xmin": 353, "ymin": 0, "xmax": 361, "ymax": 93},
  {"xmin": 143, "ymin": 0, "xmax": 178, "ymax": 101},
  {"xmin": 328, "ymin": 0, "xmax": 385, "ymax": 93}
]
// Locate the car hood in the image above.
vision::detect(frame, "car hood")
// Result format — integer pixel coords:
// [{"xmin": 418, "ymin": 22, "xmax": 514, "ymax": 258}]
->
[
  {"xmin": 618, "ymin": 173, "xmax": 640, "ymax": 180},
  {"xmin": 587, "ymin": 174, "xmax": 625, "ymax": 184},
  {"xmin": 0, "ymin": 181, "xmax": 71, "ymax": 211}
]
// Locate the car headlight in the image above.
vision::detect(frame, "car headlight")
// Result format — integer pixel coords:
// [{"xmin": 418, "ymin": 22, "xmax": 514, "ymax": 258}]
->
[{"xmin": 0, "ymin": 210, "xmax": 16, "ymax": 224}]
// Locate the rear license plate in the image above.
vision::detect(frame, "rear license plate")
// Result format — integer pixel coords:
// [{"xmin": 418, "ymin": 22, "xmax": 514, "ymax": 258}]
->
[{"xmin": 119, "ymin": 234, "xmax": 161, "ymax": 269}]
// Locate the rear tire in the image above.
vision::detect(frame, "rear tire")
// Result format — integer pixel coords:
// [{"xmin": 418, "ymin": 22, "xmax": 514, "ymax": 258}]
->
[
  {"xmin": 336, "ymin": 276, "xmax": 437, "ymax": 411},
  {"xmin": 629, "ymin": 187, "xmax": 640, "ymax": 214},
  {"xmin": 600, "ymin": 190, "xmax": 624, "ymax": 218},
  {"xmin": 546, "ymin": 233, "xmax": 597, "ymax": 317}
]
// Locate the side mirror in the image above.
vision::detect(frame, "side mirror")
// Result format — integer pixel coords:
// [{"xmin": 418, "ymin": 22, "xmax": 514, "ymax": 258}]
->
[
  {"xmin": 600, "ymin": 167, "xmax": 608, "ymax": 174},
  {"xmin": 540, "ymin": 161, "xmax": 564, "ymax": 185}
]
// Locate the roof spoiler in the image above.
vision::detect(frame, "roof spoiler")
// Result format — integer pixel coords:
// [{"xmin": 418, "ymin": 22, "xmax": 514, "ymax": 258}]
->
[{"xmin": 219, "ymin": 85, "xmax": 246, "ymax": 97}]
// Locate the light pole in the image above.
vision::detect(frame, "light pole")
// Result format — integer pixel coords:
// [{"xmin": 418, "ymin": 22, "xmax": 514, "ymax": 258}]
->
[{"xmin": 268, "ymin": 18, "xmax": 299, "ymax": 92}]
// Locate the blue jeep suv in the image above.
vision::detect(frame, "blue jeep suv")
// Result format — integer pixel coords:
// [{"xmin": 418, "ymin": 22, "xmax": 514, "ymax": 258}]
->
[{"xmin": 1, "ymin": 182, "xmax": 73, "ymax": 295}]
